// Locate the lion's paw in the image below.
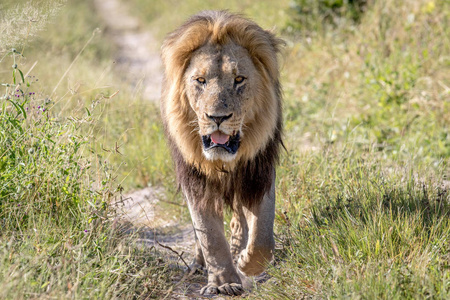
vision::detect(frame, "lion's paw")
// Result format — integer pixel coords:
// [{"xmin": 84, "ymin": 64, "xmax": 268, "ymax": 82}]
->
[{"xmin": 200, "ymin": 283, "xmax": 244, "ymax": 296}]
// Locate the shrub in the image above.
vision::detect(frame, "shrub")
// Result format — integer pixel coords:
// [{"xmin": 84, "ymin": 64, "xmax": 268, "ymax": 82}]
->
[{"xmin": 287, "ymin": 0, "xmax": 368, "ymax": 34}]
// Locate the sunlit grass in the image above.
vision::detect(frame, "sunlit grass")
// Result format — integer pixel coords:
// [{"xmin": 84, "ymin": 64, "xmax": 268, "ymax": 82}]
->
[{"xmin": 1, "ymin": 0, "xmax": 448, "ymax": 298}]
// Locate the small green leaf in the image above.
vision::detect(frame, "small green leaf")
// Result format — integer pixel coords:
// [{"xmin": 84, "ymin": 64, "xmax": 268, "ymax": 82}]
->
[
  {"xmin": 7, "ymin": 99, "xmax": 26, "ymax": 118},
  {"xmin": 41, "ymin": 281, "xmax": 50, "ymax": 289},
  {"xmin": 18, "ymin": 69, "xmax": 25, "ymax": 83}
]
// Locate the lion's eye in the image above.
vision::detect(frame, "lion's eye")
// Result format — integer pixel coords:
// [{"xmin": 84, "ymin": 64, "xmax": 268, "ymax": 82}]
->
[
  {"xmin": 234, "ymin": 76, "xmax": 245, "ymax": 84},
  {"xmin": 196, "ymin": 77, "xmax": 206, "ymax": 84}
]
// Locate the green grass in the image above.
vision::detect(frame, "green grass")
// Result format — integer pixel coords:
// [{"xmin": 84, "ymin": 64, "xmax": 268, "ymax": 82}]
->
[
  {"xmin": 0, "ymin": 56, "xmax": 171, "ymax": 298},
  {"xmin": 0, "ymin": 1, "xmax": 173, "ymax": 298},
  {"xmin": 1, "ymin": 0, "xmax": 449, "ymax": 298},
  {"xmin": 254, "ymin": 149, "xmax": 449, "ymax": 299}
]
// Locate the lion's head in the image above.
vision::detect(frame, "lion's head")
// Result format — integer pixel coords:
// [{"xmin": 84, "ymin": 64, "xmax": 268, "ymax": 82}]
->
[{"xmin": 161, "ymin": 11, "xmax": 283, "ymax": 176}]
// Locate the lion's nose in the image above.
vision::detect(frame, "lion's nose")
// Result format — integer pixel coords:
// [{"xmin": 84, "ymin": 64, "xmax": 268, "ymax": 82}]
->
[{"xmin": 206, "ymin": 113, "xmax": 233, "ymax": 126}]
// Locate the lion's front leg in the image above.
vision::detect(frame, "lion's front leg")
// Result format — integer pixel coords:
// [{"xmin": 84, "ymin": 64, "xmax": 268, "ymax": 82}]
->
[
  {"xmin": 237, "ymin": 177, "xmax": 276, "ymax": 276},
  {"xmin": 230, "ymin": 205, "xmax": 248, "ymax": 263},
  {"xmin": 186, "ymin": 196, "xmax": 244, "ymax": 296},
  {"xmin": 188, "ymin": 233, "xmax": 205, "ymax": 273}
]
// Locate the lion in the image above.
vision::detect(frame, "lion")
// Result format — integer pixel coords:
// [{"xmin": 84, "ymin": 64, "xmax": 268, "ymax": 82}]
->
[{"xmin": 160, "ymin": 10, "xmax": 283, "ymax": 296}]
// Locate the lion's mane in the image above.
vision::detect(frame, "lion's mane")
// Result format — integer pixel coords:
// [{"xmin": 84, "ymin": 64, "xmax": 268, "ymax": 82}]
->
[{"xmin": 160, "ymin": 11, "xmax": 283, "ymax": 212}]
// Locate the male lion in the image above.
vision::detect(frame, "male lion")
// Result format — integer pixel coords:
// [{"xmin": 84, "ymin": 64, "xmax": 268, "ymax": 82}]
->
[{"xmin": 160, "ymin": 11, "xmax": 283, "ymax": 296}]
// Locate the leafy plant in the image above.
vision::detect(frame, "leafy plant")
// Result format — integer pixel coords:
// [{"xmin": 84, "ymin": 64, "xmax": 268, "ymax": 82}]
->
[{"xmin": 287, "ymin": 0, "xmax": 368, "ymax": 34}]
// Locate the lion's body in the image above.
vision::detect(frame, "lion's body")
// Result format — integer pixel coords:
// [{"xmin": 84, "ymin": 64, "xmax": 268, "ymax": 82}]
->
[{"xmin": 160, "ymin": 11, "xmax": 283, "ymax": 296}]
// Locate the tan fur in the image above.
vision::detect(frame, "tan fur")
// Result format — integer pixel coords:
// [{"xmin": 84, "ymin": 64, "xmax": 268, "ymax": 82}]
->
[{"xmin": 160, "ymin": 11, "xmax": 283, "ymax": 296}]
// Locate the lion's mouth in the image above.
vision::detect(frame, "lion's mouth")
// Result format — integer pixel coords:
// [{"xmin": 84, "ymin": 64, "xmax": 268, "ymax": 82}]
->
[{"xmin": 202, "ymin": 131, "xmax": 240, "ymax": 154}]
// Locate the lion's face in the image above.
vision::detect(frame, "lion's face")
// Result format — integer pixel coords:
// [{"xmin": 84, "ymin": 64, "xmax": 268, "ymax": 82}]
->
[{"xmin": 184, "ymin": 43, "xmax": 258, "ymax": 162}]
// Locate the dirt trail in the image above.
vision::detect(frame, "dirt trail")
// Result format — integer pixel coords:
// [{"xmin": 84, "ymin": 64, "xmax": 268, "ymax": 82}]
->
[
  {"xmin": 94, "ymin": 0, "xmax": 162, "ymax": 101},
  {"xmin": 93, "ymin": 1, "xmax": 210, "ymax": 298}
]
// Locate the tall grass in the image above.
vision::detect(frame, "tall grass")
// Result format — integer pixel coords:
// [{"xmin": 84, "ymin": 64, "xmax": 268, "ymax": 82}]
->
[
  {"xmin": 0, "ymin": 0, "xmax": 67, "ymax": 54},
  {"xmin": 264, "ymin": 0, "xmax": 449, "ymax": 297},
  {"xmin": 283, "ymin": 0, "xmax": 449, "ymax": 161},
  {"xmin": 0, "ymin": 1, "xmax": 172, "ymax": 298},
  {"xmin": 255, "ymin": 149, "xmax": 449, "ymax": 299}
]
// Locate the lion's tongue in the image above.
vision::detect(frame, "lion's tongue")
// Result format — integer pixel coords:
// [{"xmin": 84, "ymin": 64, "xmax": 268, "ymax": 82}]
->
[{"xmin": 211, "ymin": 131, "xmax": 229, "ymax": 145}]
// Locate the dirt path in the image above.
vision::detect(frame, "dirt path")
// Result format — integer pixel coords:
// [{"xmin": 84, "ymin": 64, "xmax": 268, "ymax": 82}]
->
[
  {"xmin": 92, "ymin": 1, "xmax": 211, "ymax": 298},
  {"xmin": 92, "ymin": 0, "xmax": 190, "ymax": 245},
  {"xmin": 93, "ymin": 0, "xmax": 162, "ymax": 101}
]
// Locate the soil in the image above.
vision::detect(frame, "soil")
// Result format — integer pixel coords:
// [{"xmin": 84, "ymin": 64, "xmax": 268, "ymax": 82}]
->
[{"xmin": 93, "ymin": 0, "xmax": 162, "ymax": 102}]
